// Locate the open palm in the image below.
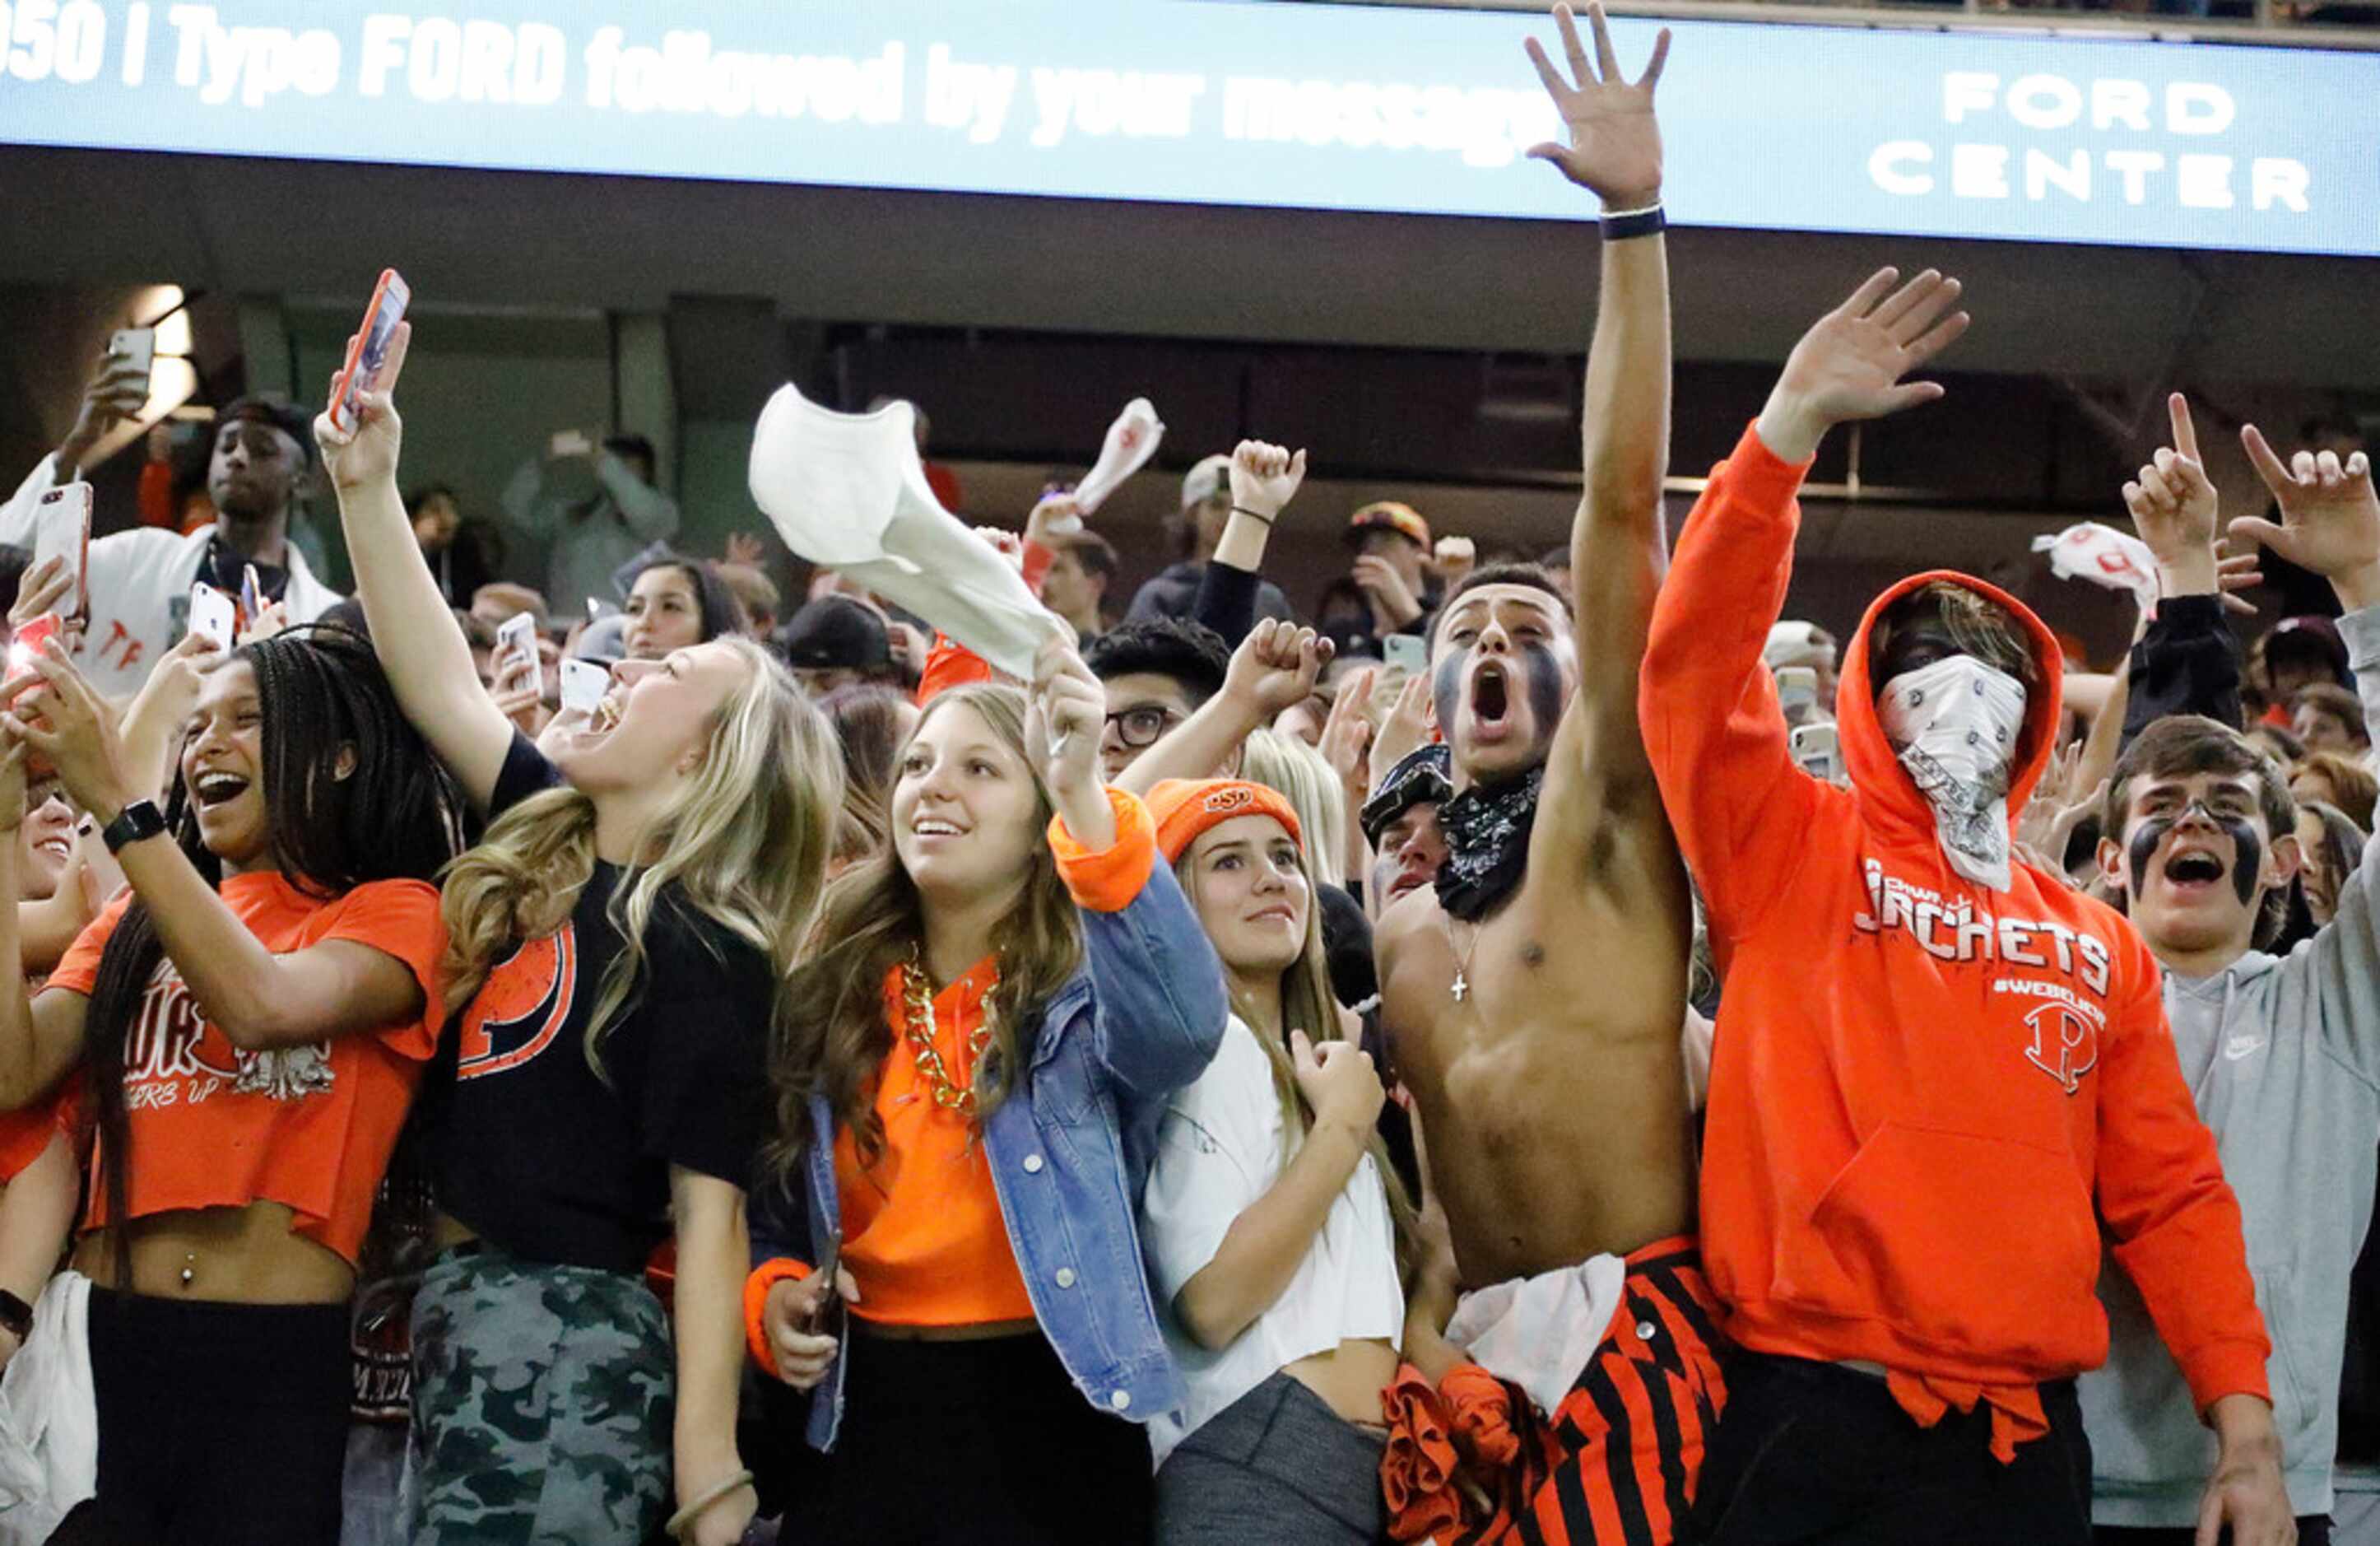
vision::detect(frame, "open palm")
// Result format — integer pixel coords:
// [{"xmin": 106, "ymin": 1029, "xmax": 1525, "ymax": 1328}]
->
[
  {"xmin": 1524, "ymin": 2, "xmax": 1669, "ymax": 207},
  {"xmin": 1778, "ymin": 268, "xmax": 1968, "ymax": 428}
]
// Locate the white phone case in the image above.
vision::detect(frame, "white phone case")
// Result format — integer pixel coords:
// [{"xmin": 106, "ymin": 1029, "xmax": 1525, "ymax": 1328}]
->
[
  {"xmin": 496, "ymin": 612, "xmax": 544, "ymax": 700},
  {"xmin": 560, "ymin": 659, "xmax": 608, "ymax": 715},
  {"xmin": 189, "ymin": 584, "xmax": 237, "ymax": 651}
]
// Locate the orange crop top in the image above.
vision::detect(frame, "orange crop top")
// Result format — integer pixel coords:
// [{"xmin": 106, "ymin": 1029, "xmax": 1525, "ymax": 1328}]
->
[{"xmin": 48, "ymin": 873, "xmax": 449, "ymax": 1265}]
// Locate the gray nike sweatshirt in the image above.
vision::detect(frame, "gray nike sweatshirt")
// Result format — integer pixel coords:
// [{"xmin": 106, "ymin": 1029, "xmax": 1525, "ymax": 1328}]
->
[{"xmin": 2085, "ymin": 603, "xmax": 2380, "ymax": 1526}]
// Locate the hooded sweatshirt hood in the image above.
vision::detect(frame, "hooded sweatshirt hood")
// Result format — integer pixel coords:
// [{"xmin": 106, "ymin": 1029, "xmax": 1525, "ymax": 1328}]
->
[{"xmin": 1837, "ymin": 569, "xmax": 2066, "ymax": 886}]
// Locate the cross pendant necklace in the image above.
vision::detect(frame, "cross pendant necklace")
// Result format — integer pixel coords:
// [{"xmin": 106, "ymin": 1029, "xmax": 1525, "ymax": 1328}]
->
[{"xmin": 1443, "ymin": 914, "xmax": 1480, "ymax": 1004}]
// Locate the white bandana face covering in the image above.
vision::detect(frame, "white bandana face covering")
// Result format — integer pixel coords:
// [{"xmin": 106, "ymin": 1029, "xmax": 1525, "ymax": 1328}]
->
[{"xmin": 1876, "ymin": 656, "xmax": 2028, "ymax": 891}]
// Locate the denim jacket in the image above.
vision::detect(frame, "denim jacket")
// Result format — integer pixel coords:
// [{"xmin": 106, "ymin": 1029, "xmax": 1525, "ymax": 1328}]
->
[{"xmin": 754, "ymin": 831, "xmax": 1228, "ymax": 1451}]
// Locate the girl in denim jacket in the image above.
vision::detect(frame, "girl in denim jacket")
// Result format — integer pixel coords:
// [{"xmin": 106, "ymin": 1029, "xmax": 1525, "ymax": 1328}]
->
[{"xmin": 749, "ymin": 640, "xmax": 1228, "ymax": 1544}]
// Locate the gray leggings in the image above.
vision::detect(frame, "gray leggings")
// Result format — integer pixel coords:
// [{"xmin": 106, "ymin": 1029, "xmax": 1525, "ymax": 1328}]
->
[{"xmin": 1154, "ymin": 1372, "xmax": 1388, "ymax": 1546}]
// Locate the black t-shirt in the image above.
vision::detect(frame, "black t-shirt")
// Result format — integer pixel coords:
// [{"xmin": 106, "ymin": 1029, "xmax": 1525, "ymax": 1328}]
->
[{"xmin": 424, "ymin": 733, "xmax": 775, "ymax": 1274}]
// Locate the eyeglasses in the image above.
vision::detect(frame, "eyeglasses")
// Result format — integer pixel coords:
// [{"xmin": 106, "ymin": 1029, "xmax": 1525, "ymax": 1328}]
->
[{"xmin": 1104, "ymin": 705, "xmax": 1180, "ymax": 749}]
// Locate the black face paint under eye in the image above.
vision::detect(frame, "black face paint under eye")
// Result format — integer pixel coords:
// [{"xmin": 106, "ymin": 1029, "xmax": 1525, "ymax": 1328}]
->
[
  {"xmin": 1522, "ymin": 644, "xmax": 1564, "ymax": 736},
  {"xmin": 2128, "ymin": 802, "xmax": 2264, "ymax": 906},
  {"xmin": 1432, "ymin": 645, "xmax": 1467, "ymax": 743}
]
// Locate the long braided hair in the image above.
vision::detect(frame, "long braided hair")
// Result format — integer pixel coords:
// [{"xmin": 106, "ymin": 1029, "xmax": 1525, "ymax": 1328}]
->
[{"xmin": 79, "ymin": 626, "xmax": 462, "ymax": 1290}]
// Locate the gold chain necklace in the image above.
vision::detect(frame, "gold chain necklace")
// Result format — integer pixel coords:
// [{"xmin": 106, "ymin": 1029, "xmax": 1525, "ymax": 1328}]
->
[{"xmin": 902, "ymin": 944, "xmax": 997, "ymax": 1113}]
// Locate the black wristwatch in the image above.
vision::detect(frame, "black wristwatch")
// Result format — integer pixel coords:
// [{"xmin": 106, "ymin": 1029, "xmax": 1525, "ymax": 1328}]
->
[
  {"xmin": 0, "ymin": 1288, "xmax": 30, "ymax": 1341},
  {"xmin": 100, "ymin": 799, "xmax": 168, "ymax": 854}
]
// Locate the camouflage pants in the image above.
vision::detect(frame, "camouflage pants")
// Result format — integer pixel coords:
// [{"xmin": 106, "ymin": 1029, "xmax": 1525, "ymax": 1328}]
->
[{"xmin": 400, "ymin": 1246, "xmax": 673, "ymax": 1546}]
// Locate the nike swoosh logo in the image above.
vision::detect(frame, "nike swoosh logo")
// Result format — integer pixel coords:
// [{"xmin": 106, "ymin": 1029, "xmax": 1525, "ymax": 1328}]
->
[{"xmin": 2224, "ymin": 1036, "xmax": 2269, "ymax": 1062}]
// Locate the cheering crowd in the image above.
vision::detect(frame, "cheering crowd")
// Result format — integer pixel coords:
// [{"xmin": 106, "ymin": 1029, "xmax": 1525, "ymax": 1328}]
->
[{"xmin": 0, "ymin": 7, "xmax": 2376, "ymax": 1546}]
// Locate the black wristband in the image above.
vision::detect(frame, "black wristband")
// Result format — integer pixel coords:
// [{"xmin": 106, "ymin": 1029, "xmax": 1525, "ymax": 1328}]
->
[
  {"xmin": 1601, "ymin": 203, "xmax": 1666, "ymax": 241},
  {"xmin": 1229, "ymin": 505, "xmax": 1276, "ymax": 526},
  {"xmin": 0, "ymin": 1288, "xmax": 30, "ymax": 1341},
  {"xmin": 101, "ymin": 799, "xmax": 167, "ymax": 854}
]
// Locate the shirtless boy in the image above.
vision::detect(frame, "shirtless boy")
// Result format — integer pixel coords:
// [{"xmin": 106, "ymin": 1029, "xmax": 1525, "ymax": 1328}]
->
[{"xmin": 1372, "ymin": 9, "xmax": 1720, "ymax": 1542}]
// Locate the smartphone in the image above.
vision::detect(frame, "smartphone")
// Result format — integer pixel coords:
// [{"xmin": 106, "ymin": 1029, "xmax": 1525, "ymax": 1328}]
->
[
  {"xmin": 549, "ymin": 429, "xmax": 593, "ymax": 459},
  {"xmin": 559, "ymin": 658, "xmax": 608, "ymax": 716},
  {"xmin": 188, "ymin": 583, "xmax": 237, "ymax": 653},
  {"xmin": 1775, "ymin": 665, "xmax": 1818, "ymax": 725},
  {"xmin": 328, "ymin": 268, "xmax": 411, "ymax": 434},
  {"xmin": 1790, "ymin": 722, "xmax": 1841, "ymax": 782},
  {"xmin": 496, "ymin": 612, "xmax": 543, "ymax": 700},
  {"xmin": 109, "ymin": 327, "xmax": 156, "ymax": 395},
  {"xmin": 31, "ymin": 484, "xmax": 91, "ymax": 624},
  {"xmin": 1383, "ymin": 633, "xmax": 1427, "ymax": 674},
  {"xmin": 5, "ymin": 613, "xmax": 62, "ymax": 689}
]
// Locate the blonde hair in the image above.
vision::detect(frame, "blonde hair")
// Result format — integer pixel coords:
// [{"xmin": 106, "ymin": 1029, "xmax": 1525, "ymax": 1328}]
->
[
  {"xmin": 1174, "ymin": 818, "xmax": 1417, "ymax": 1269},
  {"xmin": 440, "ymin": 636, "xmax": 841, "ymax": 1083},
  {"xmin": 1238, "ymin": 726, "xmax": 1348, "ymax": 892},
  {"xmin": 770, "ymin": 684, "xmax": 1085, "ymax": 1165}
]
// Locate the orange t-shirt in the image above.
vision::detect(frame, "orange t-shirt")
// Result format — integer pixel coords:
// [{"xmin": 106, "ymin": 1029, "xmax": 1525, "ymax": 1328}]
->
[
  {"xmin": 834, "ymin": 956, "xmax": 1036, "ymax": 1327},
  {"xmin": 48, "ymin": 873, "xmax": 448, "ymax": 1265}
]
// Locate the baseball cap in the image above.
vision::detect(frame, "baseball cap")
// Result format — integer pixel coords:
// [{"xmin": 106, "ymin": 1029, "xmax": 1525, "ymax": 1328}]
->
[
  {"xmin": 776, "ymin": 595, "xmax": 891, "ymax": 670},
  {"xmin": 1344, "ymin": 501, "xmax": 1429, "ymax": 550},
  {"xmin": 2266, "ymin": 615, "xmax": 2351, "ymax": 682},
  {"xmin": 1360, "ymin": 744, "xmax": 1453, "ymax": 848},
  {"xmin": 1181, "ymin": 454, "xmax": 1234, "ymax": 510},
  {"xmin": 217, "ymin": 396, "xmax": 318, "ymax": 463}
]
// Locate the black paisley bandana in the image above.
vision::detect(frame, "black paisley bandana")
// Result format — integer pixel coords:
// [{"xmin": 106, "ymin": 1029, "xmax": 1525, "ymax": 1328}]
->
[
  {"xmin": 1360, "ymin": 744, "xmax": 1453, "ymax": 849},
  {"xmin": 1434, "ymin": 765, "xmax": 1543, "ymax": 922}
]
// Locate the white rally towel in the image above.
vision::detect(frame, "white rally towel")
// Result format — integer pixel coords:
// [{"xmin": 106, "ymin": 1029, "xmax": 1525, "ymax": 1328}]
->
[
  {"xmin": 1064, "ymin": 397, "xmax": 1166, "ymax": 524},
  {"xmin": 748, "ymin": 386, "xmax": 1071, "ymax": 680},
  {"xmin": 2033, "ymin": 521, "xmax": 2161, "ymax": 616},
  {"xmin": 1442, "ymin": 1251, "xmax": 1627, "ymax": 1419},
  {"xmin": 0, "ymin": 1271, "xmax": 95, "ymax": 1545}
]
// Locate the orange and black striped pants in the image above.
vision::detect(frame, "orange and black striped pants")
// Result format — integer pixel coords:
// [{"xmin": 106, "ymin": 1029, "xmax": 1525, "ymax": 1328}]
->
[{"xmin": 1383, "ymin": 1236, "xmax": 1732, "ymax": 1545}]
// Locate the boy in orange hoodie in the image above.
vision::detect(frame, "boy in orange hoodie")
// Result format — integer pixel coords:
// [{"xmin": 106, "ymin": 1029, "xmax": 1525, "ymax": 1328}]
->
[{"xmin": 1640, "ymin": 269, "xmax": 2290, "ymax": 1545}]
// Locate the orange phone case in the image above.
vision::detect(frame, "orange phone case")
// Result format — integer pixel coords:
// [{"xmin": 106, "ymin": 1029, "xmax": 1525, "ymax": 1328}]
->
[{"xmin": 329, "ymin": 268, "xmax": 410, "ymax": 432}]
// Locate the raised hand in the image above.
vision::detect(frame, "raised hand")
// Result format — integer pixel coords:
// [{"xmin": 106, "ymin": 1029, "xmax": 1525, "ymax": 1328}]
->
[
  {"xmin": 1025, "ymin": 492, "xmax": 1086, "ymax": 547},
  {"xmin": 1025, "ymin": 633, "xmax": 1114, "ymax": 845},
  {"xmin": 1228, "ymin": 440, "xmax": 1308, "ymax": 524},
  {"xmin": 2, "ymin": 645, "xmax": 138, "ymax": 825},
  {"xmin": 1225, "ymin": 618, "xmax": 1333, "ymax": 720},
  {"xmin": 8, "ymin": 556, "xmax": 72, "ymax": 635},
  {"xmin": 2233, "ymin": 425, "xmax": 2380, "ymax": 611},
  {"xmin": 1318, "ymin": 665, "xmax": 1379, "ymax": 803},
  {"xmin": 1756, "ymin": 268, "xmax": 1969, "ymax": 464},
  {"xmin": 723, "ymin": 529, "xmax": 769, "ymax": 567},
  {"xmin": 314, "ymin": 319, "xmax": 413, "ymax": 491},
  {"xmin": 1352, "ymin": 556, "xmax": 1425, "ymax": 631},
  {"xmin": 2215, "ymin": 540, "xmax": 2262, "ymax": 618},
  {"xmin": 1523, "ymin": 2, "xmax": 1670, "ymax": 209},
  {"xmin": 2122, "ymin": 393, "xmax": 2220, "ymax": 594},
  {"xmin": 1369, "ymin": 671, "xmax": 1434, "ymax": 785},
  {"xmin": 58, "ymin": 344, "xmax": 153, "ymax": 469}
]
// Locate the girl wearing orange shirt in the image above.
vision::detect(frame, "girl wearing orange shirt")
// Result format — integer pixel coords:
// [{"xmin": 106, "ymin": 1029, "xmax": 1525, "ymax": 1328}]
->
[
  {"xmin": 751, "ymin": 648, "xmax": 1230, "ymax": 1544},
  {"xmin": 0, "ymin": 626, "xmax": 460, "ymax": 1546}
]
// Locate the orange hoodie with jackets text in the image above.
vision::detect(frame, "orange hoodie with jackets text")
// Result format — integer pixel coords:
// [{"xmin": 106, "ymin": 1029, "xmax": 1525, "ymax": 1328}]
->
[{"xmin": 1640, "ymin": 423, "xmax": 2270, "ymax": 1459}]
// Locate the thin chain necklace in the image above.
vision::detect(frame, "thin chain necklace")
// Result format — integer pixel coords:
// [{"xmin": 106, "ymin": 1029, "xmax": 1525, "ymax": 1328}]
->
[
  {"xmin": 901, "ymin": 943, "xmax": 996, "ymax": 1113},
  {"xmin": 1442, "ymin": 913, "xmax": 1481, "ymax": 1003}
]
